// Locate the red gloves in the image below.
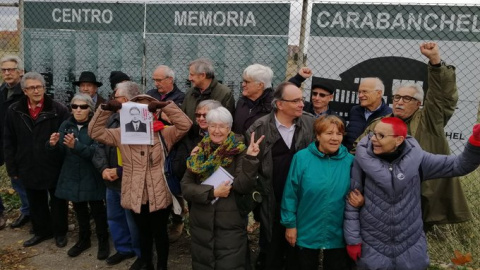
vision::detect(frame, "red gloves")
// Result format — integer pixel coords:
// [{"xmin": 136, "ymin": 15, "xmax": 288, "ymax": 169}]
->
[
  {"xmin": 347, "ymin": 243, "xmax": 362, "ymax": 262},
  {"xmin": 469, "ymin": 124, "xmax": 480, "ymax": 147},
  {"xmin": 148, "ymin": 101, "xmax": 171, "ymax": 112},
  {"xmin": 101, "ymin": 100, "xmax": 122, "ymax": 112}
]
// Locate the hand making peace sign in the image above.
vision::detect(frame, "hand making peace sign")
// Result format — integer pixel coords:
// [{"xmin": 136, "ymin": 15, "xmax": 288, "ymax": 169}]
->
[{"xmin": 246, "ymin": 132, "xmax": 265, "ymax": 157}]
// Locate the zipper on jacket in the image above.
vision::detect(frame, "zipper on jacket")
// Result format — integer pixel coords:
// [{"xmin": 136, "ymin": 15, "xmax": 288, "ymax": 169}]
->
[{"xmin": 388, "ymin": 163, "xmax": 397, "ymax": 264}]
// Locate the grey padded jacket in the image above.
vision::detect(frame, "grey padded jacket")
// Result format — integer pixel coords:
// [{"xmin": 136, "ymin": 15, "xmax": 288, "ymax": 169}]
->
[{"xmin": 344, "ymin": 135, "xmax": 480, "ymax": 270}]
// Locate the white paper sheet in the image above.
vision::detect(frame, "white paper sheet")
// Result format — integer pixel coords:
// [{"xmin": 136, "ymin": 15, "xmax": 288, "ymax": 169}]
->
[
  {"xmin": 202, "ymin": 166, "xmax": 234, "ymax": 204},
  {"xmin": 120, "ymin": 102, "xmax": 154, "ymax": 145}
]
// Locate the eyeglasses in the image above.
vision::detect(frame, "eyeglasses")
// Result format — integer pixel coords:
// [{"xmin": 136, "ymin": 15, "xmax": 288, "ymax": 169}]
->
[
  {"xmin": 71, "ymin": 104, "xmax": 90, "ymax": 110},
  {"xmin": 114, "ymin": 95, "xmax": 126, "ymax": 100},
  {"xmin": 393, "ymin": 95, "xmax": 417, "ymax": 103},
  {"xmin": 281, "ymin": 97, "xmax": 305, "ymax": 104},
  {"xmin": 242, "ymin": 80, "xmax": 257, "ymax": 84},
  {"xmin": 312, "ymin": 92, "xmax": 332, "ymax": 98},
  {"xmin": 195, "ymin": 113, "xmax": 207, "ymax": 118},
  {"xmin": 208, "ymin": 124, "xmax": 230, "ymax": 131},
  {"xmin": 1, "ymin": 67, "xmax": 18, "ymax": 73},
  {"xmin": 152, "ymin": 77, "xmax": 170, "ymax": 83},
  {"xmin": 369, "ymin": 131, "xmax": 398, "ymax": 140},
  {"xmin": 24, "ymin": 85, "xmax": 44, "ymax": 92}
]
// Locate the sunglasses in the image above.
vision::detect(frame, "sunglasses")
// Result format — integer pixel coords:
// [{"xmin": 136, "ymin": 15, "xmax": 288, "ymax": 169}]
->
[
  {"xmin": 71, "ymin": 104, "xmax": 90, "ymax": 110},
  {"xmin": 312, "ymin": 92, "xmax": 332, "ymax": 98},
  {"xmin": 195, "ymin": 113, "xmax": 207, "ymax": 118}
]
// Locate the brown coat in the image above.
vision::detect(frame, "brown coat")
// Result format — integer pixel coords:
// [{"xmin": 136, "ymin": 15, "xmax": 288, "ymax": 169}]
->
[{"xmin": 88, "ymin": 96, "xmax": 192, "ymax": 213}]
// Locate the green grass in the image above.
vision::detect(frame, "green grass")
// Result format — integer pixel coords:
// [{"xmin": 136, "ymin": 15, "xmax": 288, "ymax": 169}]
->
[
  {"xmin": 427, "ymin": 168, "xmax": 480, "ymax": 269},
  {"xmin": 0, "ymin": 165, "xmax": 21, "ymax": 212}
]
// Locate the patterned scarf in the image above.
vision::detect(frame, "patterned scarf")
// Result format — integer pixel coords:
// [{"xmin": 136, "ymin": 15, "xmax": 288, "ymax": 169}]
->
[{"xmin": 187, "ymin": 132, "xmax": 246, "ymax": 181}]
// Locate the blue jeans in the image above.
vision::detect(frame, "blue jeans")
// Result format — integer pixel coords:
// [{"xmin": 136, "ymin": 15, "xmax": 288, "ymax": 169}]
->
[
  {"xmin": 106, "ymin": 188, "xmax": 141, "ymax": 257},
  {"xmin": 11, "ymin": 177, "xmax": 29, "ymax": 215}
]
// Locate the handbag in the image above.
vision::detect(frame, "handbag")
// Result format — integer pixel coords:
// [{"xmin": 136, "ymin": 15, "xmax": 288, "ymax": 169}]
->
[{"xmin": 235, "ymin": 175, "xmax": 264, "ymax": 218}]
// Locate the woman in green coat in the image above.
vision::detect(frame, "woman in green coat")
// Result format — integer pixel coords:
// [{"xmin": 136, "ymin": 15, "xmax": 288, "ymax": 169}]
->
[
  {"xmin": 48, "ymin": 94, "xmax": 108, "ymax": 260},
  {"xmin": 281, "ymin": 115, "xmax": 355, "ymax": 270}
]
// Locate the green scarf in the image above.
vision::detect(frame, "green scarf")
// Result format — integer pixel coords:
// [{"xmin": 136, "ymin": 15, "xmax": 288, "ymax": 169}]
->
[{"xmin": 187, "ymin": 132, "xmax": 246, "ymax": 181}]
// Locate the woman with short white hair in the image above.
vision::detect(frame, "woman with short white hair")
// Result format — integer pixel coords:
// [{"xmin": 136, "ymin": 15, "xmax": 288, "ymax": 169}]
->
[{"xmin": 182, "ymin": 107, "xmax": 264, "ymax": 269}]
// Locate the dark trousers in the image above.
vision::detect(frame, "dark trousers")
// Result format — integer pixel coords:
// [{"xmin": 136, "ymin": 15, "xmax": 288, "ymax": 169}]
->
[
  {"xmin": 132, "ymin": 204, "xmax": 171, "ymax": 269},
  {"xmin": 286, "ymin": 246, "xmax": 352, "ymax": 270},
  {"xmin": 72, "ymin": 200, "xmax": 108, "ymax": 239},
  {"xmin": 264, "ymin": 219, "xmax": 290, "ymax": 270},
  {"xmin": 25, "ymin": 187, "xmax": 68, "ymax": 237}
]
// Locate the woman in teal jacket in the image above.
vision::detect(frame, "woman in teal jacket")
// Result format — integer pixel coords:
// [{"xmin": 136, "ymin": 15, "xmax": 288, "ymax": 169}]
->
[
  {"xmin": 281, "ymin": 115, "xmax": 354, "ymax": 270},
  {"xmin": 48, "ymin": 94, "xmax": 108, "ymax": 260}
]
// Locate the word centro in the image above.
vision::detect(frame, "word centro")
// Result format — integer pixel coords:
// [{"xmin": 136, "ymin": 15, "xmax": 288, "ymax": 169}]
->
[{"xmin": 52, "ymin": 8, "xmax": 113, "ymax": 24}]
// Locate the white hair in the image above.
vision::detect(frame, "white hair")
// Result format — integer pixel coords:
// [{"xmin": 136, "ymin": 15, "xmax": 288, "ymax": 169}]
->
[
  {"xmin": 206, "ymin": 107, "xmax": 233, "ymax": 128},
  {"xmin": 361, "ymin": 77, "xmax": 385, "ymax": 95},
  {"xmin": 116, "ymin": 81, "xmax": 141, "ymax": 100},
  {"xmin": 197, "ymin": 99, "xmax": 222, "ymax": 111},
  {"xmin": 243, "ymin": 64, "xmax": 274, "ymax": 89},
  {"xmin": 155, "ymin": 65, "xmax": 175, "ymax": 80},
  {"xmin": 393, "ymin": 83, "xmax": 424, "ymax": 103},
  {"xmin": 71, "ymin": 94, "xmax": 95, "ymax": 113},
  {"xmin": 0, "ymin": 54, "xmax": 23, "ymax": 70},
  {"xmin": 21, "ymin": 72, "xmax": 45, "ymax": 89}
]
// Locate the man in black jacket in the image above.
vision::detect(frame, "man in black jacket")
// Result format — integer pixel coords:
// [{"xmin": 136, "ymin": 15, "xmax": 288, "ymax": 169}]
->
[
  {"xmin": 343, "ymin": 77, "xmax": 392, "ymax": 151},
  {"xmin": 232, "ymin": 64, "xmax": 274, "ymax": 135},
  {"xmin": 246, "ymin": 82, "xmax": 315, "ymax": 269},
  {"xmin": 147, "ymin": 65, "xmax": 185, "ymax": 107},
  {"xmin": 0, "ymin": 55, "xmax": 30, "ymax": 229},
  {"xmin": 4, "ymin": 72, "xmax": 69, "ymax": 248},
  {"xmin": 125, "ymin": 107, "xmax": 147, "ymax": 133}
]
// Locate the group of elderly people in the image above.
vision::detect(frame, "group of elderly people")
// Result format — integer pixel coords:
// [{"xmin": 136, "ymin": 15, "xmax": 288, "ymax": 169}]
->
[{"xmin": 2, "ymin": 41, "xmax": 480, "ymax": 270}]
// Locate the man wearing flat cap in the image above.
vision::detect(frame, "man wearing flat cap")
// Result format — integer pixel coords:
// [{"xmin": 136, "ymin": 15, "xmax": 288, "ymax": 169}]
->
[
  {"xmin": 73, "ymin": 71, "xmax": 106, "ymax": 108},
  {"xmin": 288, "ymin": 67, "xmax": 342, "ymax": 119}
]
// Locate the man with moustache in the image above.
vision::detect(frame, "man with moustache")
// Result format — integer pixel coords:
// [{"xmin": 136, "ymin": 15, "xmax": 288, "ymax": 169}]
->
[
  {"xmin": 357, "ymin": 42, "xmax": 470, "ymax": 229},
  {"xmin": 247, "ymin": 82, "xmax": 315, "ymax": 269}
]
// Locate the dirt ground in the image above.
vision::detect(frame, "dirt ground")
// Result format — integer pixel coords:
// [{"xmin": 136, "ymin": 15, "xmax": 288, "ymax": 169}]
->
[{"xmin": 0, "ymin": 211, "xmax": 260, "ymax": 270}]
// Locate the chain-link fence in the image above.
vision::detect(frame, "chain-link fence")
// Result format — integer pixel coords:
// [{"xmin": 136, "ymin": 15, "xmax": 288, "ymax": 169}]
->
[{"xmin": 1, "ymin": 0, "xmax": 480, "ymax": 267}]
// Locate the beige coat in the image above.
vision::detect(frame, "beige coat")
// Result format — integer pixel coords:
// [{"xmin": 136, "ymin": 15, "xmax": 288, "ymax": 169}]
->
[{"xmin": 88, "ymin": 96, "xmax": 192, "ymax": 213}]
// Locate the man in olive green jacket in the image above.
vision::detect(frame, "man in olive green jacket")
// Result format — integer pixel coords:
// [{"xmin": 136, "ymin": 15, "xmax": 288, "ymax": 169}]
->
[
  {"xmin": 181, "ymin": 58, "xmax": 235, "ymax": 122},
  {"xmin": 355, "ymin": 42, "xmax": 470, "ymax": 228}
]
